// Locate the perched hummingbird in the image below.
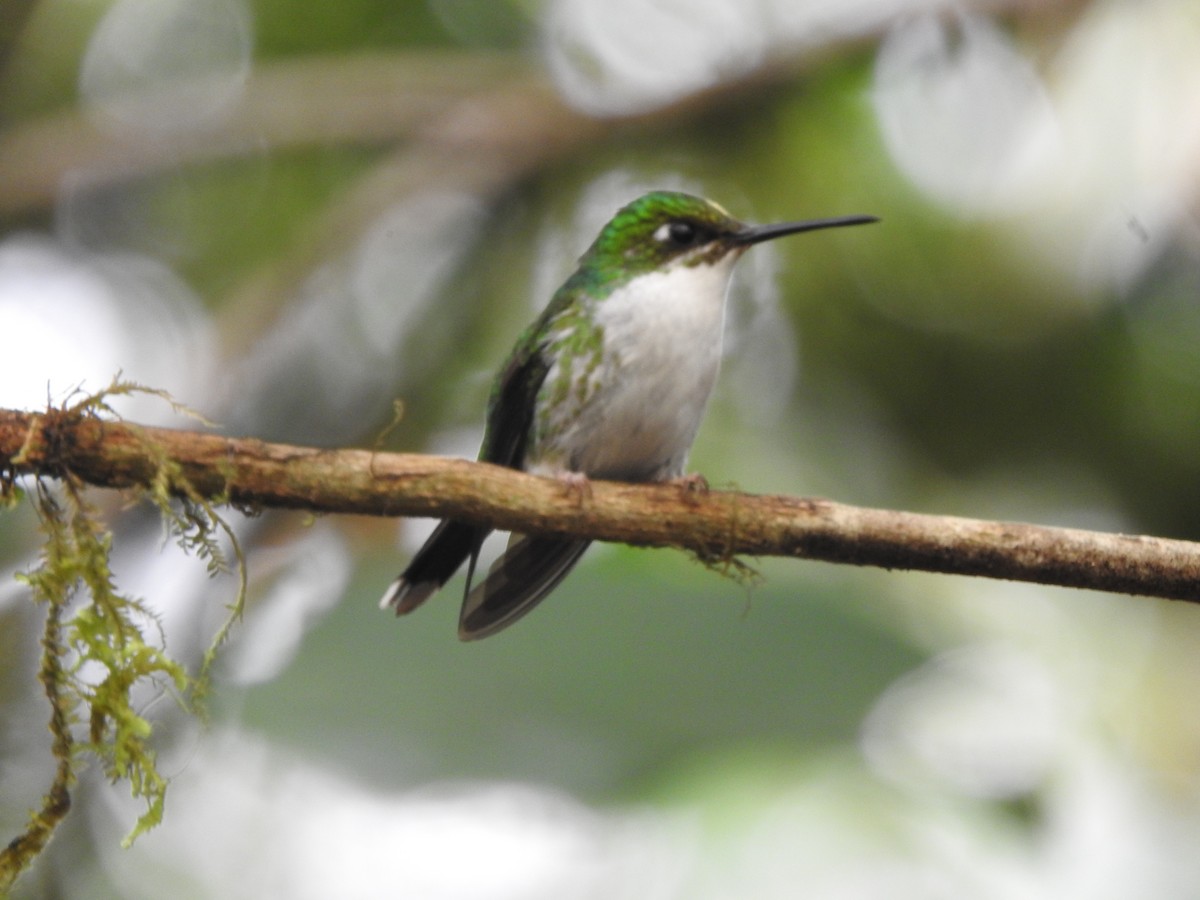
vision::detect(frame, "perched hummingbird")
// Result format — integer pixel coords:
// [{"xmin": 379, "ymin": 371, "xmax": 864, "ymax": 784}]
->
[{"xmin": 381, "ymin": 191, "xmax": 877, "ymax": 640}]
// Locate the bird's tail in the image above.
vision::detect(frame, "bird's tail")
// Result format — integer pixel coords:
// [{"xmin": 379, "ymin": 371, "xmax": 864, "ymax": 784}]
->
[
  {"xmin": 380, "ymin": 520, "xmax": 487, "ymax": 615},
  {"xmin": 458, "ymin": 535, "xmax": 591, "ymax": 640}
]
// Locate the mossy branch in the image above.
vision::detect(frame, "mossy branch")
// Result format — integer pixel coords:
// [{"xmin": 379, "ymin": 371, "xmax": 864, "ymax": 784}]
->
[
  {"xmin": 3, "ymin": 405, "xmax": 1200, "ymax": 603},
  {"xmin": 4, "ymin": 392, "xmax": 1200, "ymax": 889}
]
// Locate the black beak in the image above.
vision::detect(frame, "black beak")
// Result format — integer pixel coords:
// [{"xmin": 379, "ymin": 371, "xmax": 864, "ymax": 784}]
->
[{"xmin": 734, "ymin": 214, "xmax": 879, "ymax": 246}]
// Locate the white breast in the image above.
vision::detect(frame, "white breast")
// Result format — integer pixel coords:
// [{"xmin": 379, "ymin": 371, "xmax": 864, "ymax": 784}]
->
[{"xmin": 531, "ymin": 255, "xmax": 739, "ymax": 481}]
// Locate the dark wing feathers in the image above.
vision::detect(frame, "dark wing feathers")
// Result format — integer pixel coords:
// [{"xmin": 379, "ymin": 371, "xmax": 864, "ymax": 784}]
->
[
  {"xmin": 479, "ymin": 333, "xmax": 551, "ymax": 468},
  {"xmin": 380, "ymin": 339, "xmax": 563, "ymax": 632}
]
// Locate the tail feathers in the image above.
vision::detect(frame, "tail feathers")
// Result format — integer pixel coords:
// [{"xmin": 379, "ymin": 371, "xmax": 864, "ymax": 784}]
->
[
  {"xmin": 458, "ymin": 535, "xmax": 590, "ymax": 640},
  {"xmin": 381, "ymin": 520, "xmax": 487, "ymax": 615}
]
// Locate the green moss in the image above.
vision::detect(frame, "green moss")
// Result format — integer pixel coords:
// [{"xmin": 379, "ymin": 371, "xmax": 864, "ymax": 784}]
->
[{"xmin": 0, "ymin": 379, "xmax": 245, "ymax": 891}]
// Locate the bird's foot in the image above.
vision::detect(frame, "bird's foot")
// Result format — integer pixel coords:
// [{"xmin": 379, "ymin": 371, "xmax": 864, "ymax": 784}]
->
[
  {"xmin": 669, "ymin": 472, "xmax": 709, "ymax": 503},
  {"xmin": 555, "ymin": 471, "xmax": 593, "ymax": 506}
]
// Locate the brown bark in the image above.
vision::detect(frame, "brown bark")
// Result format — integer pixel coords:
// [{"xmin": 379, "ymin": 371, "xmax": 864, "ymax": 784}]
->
[{"xmin": 3, "ymin": 407, "xmax": 1200, "ymax": 603}]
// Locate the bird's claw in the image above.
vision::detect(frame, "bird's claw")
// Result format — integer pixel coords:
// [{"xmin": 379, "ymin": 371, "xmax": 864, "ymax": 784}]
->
[
  {"xmin": 556, "ymin": 471, "xmax": 593, "ymax": 506},
  {"xmin": 670, "ymin": 472, "xmax": 709, "ymax": 502}
]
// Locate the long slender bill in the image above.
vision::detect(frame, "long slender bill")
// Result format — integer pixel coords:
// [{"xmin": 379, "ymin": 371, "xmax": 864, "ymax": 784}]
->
[{"xmin": 735, "ymin": 214, "xmax": 879, "ymax": 246}]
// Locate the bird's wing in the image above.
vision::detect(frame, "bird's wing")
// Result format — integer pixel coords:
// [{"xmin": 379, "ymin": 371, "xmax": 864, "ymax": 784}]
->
[
  {"xmin": 478, "ymin": 327, "xmax": 551, "ymax": 468},
  {"xmin": 447, "ymin": 338, "xmax": 587, "ymax": 638},
  {"xmin": 381, "ymin": 337, "xmax": 552, "ymax": 618}
]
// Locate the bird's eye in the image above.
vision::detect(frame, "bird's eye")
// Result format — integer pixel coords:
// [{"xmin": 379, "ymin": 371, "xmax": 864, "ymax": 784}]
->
[
  {"xmin": 668, "ymin": 221, "xmax": 696, "ymax": 244},
  {"xmin": 654, "ymin": 220, "xmax": 704, "ymax": 247}
]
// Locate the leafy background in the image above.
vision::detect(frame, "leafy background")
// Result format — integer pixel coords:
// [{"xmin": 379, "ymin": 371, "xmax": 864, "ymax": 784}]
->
[{"xmin": 2, "ymin": 0, "xmax": 1200, "ymax": 896}]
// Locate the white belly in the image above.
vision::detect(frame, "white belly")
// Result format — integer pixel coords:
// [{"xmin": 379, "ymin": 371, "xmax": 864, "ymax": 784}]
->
[{"xmin": 530, "ymin": 257, "xmax": 737, "ymax": 481}]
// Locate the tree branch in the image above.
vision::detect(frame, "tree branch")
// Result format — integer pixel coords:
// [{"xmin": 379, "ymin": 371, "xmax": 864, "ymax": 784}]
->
[{"xmin": 3, "ymin": 406, "xmax": 1199, "ymax": 603}]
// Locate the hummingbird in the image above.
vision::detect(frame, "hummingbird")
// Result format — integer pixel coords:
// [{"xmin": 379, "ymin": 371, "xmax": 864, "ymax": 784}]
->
[{"xmin": 380, "ymin": 190, "xmax": 877, "ymax": 640}]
